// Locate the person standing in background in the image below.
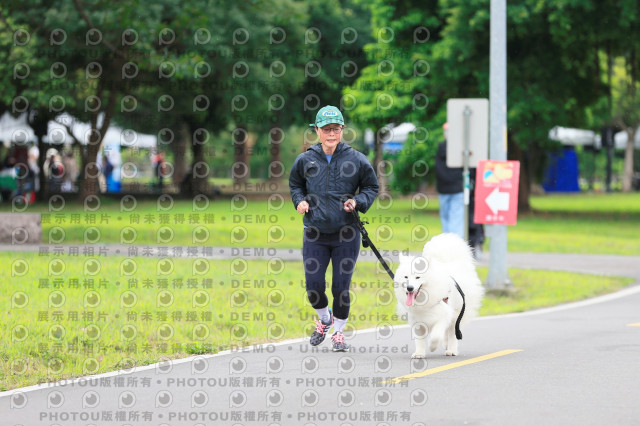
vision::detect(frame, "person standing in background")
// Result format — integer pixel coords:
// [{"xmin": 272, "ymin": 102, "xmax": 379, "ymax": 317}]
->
[
  {"xmin": 154, "ymin": 151, "xmax": 165, "ymax": 192},
  {"xmin": 435, "ymin": 122, "xmax": 464, "ymax": 239}
]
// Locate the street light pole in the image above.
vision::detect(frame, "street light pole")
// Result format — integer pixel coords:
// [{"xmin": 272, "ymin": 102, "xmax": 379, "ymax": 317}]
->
[{"xmin": 487, "ymin": 0, "xmax": 512, "ymax": 291}]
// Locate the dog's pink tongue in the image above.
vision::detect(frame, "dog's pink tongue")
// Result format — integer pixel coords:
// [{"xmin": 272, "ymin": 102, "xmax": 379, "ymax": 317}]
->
[{"xmin": 406, "ymin": 292, "xmax": 416, "ymax": 306}]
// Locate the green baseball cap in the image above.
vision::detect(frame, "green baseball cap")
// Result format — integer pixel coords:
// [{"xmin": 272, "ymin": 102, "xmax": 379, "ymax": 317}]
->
[{"xmin": 310, "ymin": 105, "xmax": 344, "ymax": 127}]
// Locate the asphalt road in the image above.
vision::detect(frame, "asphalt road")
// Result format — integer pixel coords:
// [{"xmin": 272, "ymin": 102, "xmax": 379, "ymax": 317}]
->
[{"xmin": 2, "ymin": 279, "xmax": 639, "ymax": 426}]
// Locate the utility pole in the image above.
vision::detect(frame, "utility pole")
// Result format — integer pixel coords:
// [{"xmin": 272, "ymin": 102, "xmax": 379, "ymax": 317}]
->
[
  {"xmin": 463, "ymin": 106, "xmax": 471, "ymax": 242},
  {"xmin": 486, "ymin": 0, "xmax": 512, "ymax": 291}
]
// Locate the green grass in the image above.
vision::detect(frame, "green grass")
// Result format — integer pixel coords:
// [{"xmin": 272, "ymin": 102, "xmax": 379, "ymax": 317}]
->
[
  {"xmin": 0, "ymin": 251, "xmax": 634, "ymax": 390},
  {"xmin": 2, "ymin": 192, "xmax": 639, "ymax": 254},
  {"xmin": 511, "ymin": 192, "xmax": 640, "ymax": 254},
  {"xmin": 478, "ymin": 268, "xmax": 634, "ymax": 315},
  {"xmin": 530, "ymin": 192, "xmax": 640, "ymax": 215},
  {"xmin": 505, "ymin": 214, "xmax": 640, "ymax": 254}
]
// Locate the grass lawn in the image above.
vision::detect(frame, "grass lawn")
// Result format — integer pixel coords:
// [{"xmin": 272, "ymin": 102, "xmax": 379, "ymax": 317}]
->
[
  {"xmin": 0, "ymin": 251, "xmax": 634, "ymax": 390},
  {"xmin": 1, "ymin": 192, "xmax": 638, "ymax": 390},
  {"xmin": 2, "ymin": 192, "xmax": 639, "ymax": 255},
  {"xmin": 529, "ymin": 192, "xmax": 640, "ymax": 214},
  {"xmin": 512, "ymin": 192, "xmax": 640, "ymax": 254}
]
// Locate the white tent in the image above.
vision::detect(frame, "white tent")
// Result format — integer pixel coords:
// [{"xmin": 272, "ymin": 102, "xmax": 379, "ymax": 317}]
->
[
  {"xmin": 0, "ymin": 112, "xmax": 35, "ymax": 147},
  {"xmin": 0, "ymin": 112, "xmax": 157, "ymax": 149},
  {"xmin": 365, "ymin": 122, "xmax": 418, "ymax": 153},
  {"xmin": 548, "ymin": 126, "xmax": 598, "ymax": 147},
  {"xmin": 548, "ymin": 125, "xmax": 640, "ymax": 150},
  {"xmin": 613, "ymin": 128, "xmax": 640, "ymax": 150}
]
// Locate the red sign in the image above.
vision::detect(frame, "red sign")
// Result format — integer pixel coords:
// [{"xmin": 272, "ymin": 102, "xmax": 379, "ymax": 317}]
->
[{"xmin": 474, "ymin": 160, "xmax": 520, "ymax": 225}]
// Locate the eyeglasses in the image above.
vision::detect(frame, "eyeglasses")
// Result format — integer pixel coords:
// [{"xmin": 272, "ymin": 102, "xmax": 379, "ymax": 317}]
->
[{"xmin": 319, "ymin": 127, "xmax": 344, "ymax": 134}]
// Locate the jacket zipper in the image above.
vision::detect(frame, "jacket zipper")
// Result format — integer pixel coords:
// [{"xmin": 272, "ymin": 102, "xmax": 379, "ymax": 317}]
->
[
  {"xmin": 325, "ymin": 146, "xmax": 341, "ymax": 222},
  {"xmin": 325, "ymin": 153, "xmax": 330, "ymax": 209},
  {"xmin": 313, "ymin": 144, "xmax": 344, "ymax": 228}
]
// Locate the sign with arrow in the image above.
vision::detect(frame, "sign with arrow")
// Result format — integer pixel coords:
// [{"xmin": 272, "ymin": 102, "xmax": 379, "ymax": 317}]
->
[{"xmin": 474, "ymin": 160, "xmax": 520, "ymax": 225}]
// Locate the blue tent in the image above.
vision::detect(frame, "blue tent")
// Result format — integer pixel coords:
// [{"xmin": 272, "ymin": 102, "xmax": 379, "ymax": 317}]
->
[{"xmin": 543, "ymin": 148, "xmax": 580, "ymax": 192}]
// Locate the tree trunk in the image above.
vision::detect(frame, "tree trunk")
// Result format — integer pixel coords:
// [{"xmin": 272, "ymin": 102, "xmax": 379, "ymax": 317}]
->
[
  {"xmin": 507, "ymin": 133, "xmax": 531, "ymax": 213},
  {"xmin": 374, "ymin": 127, "xmax": 388, "ymax": 196},
  {"xmin": 79, "ymin": 104, "xmax": 103, "ymax": 199},
  {"xmin": 171, "ymin": 121, "xmax": 189, "ymax": 187},
  {"xmin": 37, "ymin": 139, "xmax": 48, "ymax": 197},
  {"xmin": 28, "ymin": 109, "xmax": 50, "ymax": 199},
  {"xmin": 528, "ymin": 141, "xmax": 545, "ymax": 189},
  {"xmin": 269, "ymin": 126, "xmax": 284, "ymax": 183},
  {"xmin": 269, "ymin": 112, "xmax": 283, "ymax": 183},
  {"xmin": 233, "ymin": 126, "xmax": 250, "ymax": 185},
  {"xmin": 79, "ymin": 63, "xmax": 119, "ymax": 200},
  {"xmin": 622, "ymin": 128, "xmax": 635, "ymax": 192},
  {"xmin": 190, "ymin": 123, "xmax": 209, "ymax": 195},
  {"xmin": 80, "ymin": 141, "xmax": 102, "ymax": 199},
  {"xmin": 518, "ymin": 152, "xmax": 531, "ymax": 213}
]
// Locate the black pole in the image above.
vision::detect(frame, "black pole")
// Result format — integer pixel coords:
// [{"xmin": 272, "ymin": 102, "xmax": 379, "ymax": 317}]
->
[{"xmin": 606, "ymin": 144, "xmax": 613, "ymax": 193}]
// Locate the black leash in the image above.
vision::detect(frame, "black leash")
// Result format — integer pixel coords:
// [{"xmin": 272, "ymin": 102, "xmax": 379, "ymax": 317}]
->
[
  {"xmin": 451, "ymin": 278, "xmax": 466, "ymax": 340},
  {"xmin": 351, "ymin": 209, "xmax": 466, "ymax": 340},
  {"xmin": 350, "ymin": 210, "xmax": 395, "ymax": 280}
]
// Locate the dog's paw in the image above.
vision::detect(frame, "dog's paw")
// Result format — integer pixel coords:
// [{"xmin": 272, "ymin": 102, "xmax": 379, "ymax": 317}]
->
[
  {"xmin": 411, "ymin": 352, "xmax": 426, "ymax": 359},
  {"xmin": 445, "ymin": 350, "xmax": 458, "ymax": 356}
]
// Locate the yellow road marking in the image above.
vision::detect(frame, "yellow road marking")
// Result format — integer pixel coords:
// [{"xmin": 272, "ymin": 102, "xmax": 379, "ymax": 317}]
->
[
  {"xmin": 628, "ymin": 323, "xmax": 640, "ymax": 327},
  {"xmin": 382, "ymin": 349, "xmax": 523, "ymax": 385}
]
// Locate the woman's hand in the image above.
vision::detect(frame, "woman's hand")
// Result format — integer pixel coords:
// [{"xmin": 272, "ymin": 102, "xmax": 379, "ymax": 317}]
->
[
  {"xmin": 344, "ymin": 199, "xmax": 356, "ymax": 212},
  {"xmin": 297, "ymin": 201, "xmax": 309, "ymax": 214}
]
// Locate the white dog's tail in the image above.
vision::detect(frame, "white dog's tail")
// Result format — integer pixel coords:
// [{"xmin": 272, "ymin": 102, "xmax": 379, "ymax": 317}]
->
[{"xmin": 422, "ymin": 233, "xmax": 475, "ymax": 267}]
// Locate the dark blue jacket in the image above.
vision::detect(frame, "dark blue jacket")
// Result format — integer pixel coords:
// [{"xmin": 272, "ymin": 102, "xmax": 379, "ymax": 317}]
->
[
  {"xmin": 435, "ymin": 141, "xmax": 463, "ymax": 194},
  {"xmin": 289, "ymin": 142, "xmax": 379, "ymax": 233}
]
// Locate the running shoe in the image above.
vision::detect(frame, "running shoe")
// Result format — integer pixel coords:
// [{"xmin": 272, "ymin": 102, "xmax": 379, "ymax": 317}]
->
[
  {"xmin": 331, "ymin": 331, "xmax": 350, "ymax": 352},
  {"xmin": 309, "ymin": 312, "xmax": 333, "ymax": 346}
]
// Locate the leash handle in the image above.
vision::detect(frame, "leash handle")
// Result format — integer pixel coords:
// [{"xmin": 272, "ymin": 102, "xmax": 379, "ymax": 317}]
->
[
  {"xmin": 350, "ymin": 210, "xmax": 395, "ymax": 280},
  {"xmin": 350, "ymin": 209, "xmax": 370, "ymax": 247}
]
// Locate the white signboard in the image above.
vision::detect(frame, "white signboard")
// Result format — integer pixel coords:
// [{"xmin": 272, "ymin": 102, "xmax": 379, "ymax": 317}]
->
[{"xmin": 446, "ymin": 98, "xmax": 489, "ymax": 168}]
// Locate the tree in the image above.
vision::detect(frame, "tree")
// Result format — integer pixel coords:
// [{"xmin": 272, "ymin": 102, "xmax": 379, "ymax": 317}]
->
[
  {"xmin": 224, "ymin": 0, "xmax": 374, "ymax": 189},
  {"xmin": 548, "ymin": 0, "xmax": 640, "ymax": 192},
  {"xmin": 2, "ymin": 0, "xmax": 205, "ymax": 198},
  {"xmin": 252, "ymin": 0, "xmax": 375, "ymax": 188},
  {"xmin": 224, "ymin": 1, "xmax": 308, "ymax": 187},
  {"xmin": 0, "ymin": 10, "xmax": 66, "ymax": 197},
  {"xmin": 611, "ymin": 54, "xmax": 640, "ymax": 192},
  {"xmin": 343, "ymin": 1, "xmax": 442, "ymax": 195},
  {"xmin": 348, "ymin": 0, "xmax": 620, "ymax": 209},
  {"xmin": 3, "ymin": 0, "xmax": 317, "ymax": 198},
  {"xmin": 300, "ymin": 0, "xmax": 375, "ymax": 107}
]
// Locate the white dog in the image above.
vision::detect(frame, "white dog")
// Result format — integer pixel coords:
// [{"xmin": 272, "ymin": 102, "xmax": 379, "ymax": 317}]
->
[{"xmin": 394, "ymin": 233, "xmax": 484, "ymax": 358}]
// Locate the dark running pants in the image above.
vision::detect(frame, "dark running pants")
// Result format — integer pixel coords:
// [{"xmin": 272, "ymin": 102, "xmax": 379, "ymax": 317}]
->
[{"xmin": 302, "ymin": 226, "xmax": 360, "ymax": 320}]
